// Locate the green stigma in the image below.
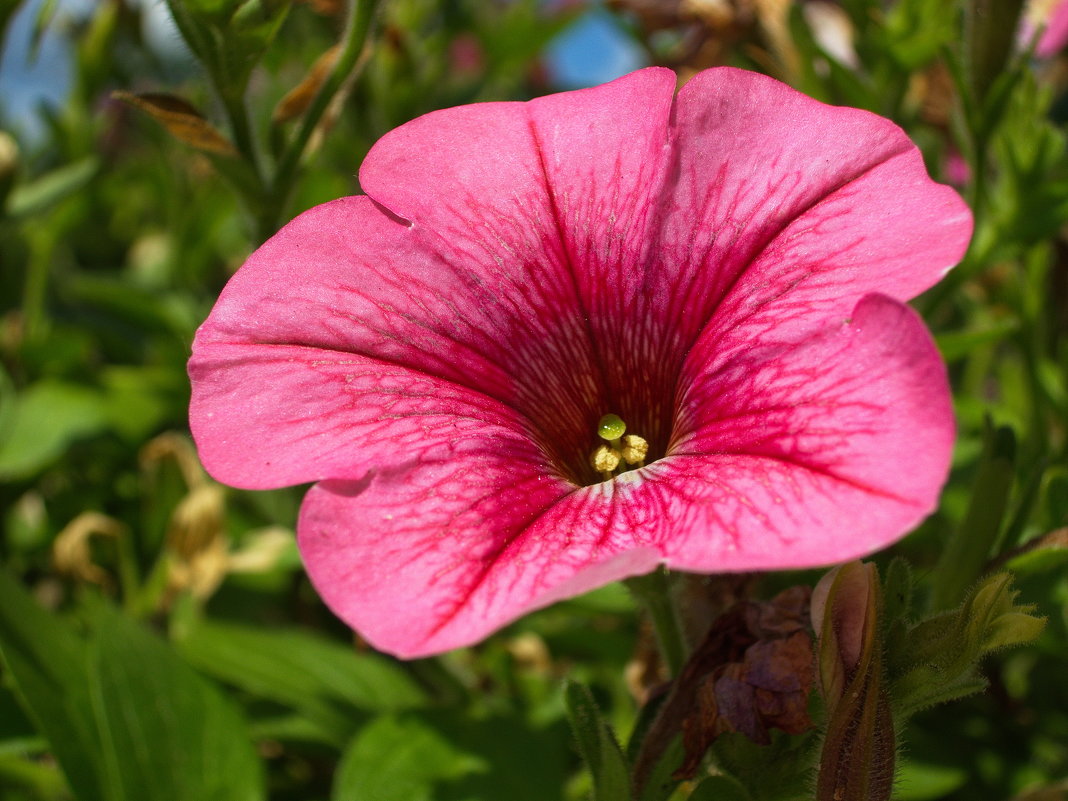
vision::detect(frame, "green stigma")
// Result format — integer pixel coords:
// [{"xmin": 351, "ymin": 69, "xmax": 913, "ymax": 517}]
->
[{"xmin": 597, "ymin": 413, "xmax": 626, "ymax": 441}]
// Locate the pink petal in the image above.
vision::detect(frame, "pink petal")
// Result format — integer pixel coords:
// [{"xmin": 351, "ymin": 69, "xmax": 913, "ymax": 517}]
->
[
  {"xmin": 299, "ymin": 465, "xmax": 661, "ymax": 658},
  {"xmin": 654, "ymin": 68, "xmax": 972, "ymax": 359},
  {"xmin": 298, "ymin": 295, "xmax": 949, "ymax": 656},
  {"xmin": 190, "ymin": 196, "xmax": 535, "ymax": 489},
  {"xmin": 359, "ymin": 67, "xmax": 682, "ymax": 450},
  {"xmin": 660, "ymin": 294, "xmax": 953, "ymax": 569},
  {"xmin": 1037, "ymin": 0, "xmax": 1068, "ymax": 56},
  {"xmin": 189, "ymin": 342, "xmax": 536, "ymax": 489}
]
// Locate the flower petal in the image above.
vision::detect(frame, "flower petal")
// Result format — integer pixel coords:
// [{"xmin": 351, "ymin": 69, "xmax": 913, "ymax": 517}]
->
[
  {"xmin": 359, "ymin": 67, "xmax": 681, "ymax": 450},
  {"xmin": 298, "ymin": 460, "xmax": 662, "ymax": 658},
  {"xmin": 657, "ymin": 294, "xmax": 953, "ymax": 569},
  {"xmin": 189, "ymin": 196, "xmax": 546, "ymax": 489},
  {"xmin": 191, "ymin": 196, "xmax": 512, "ymax": 399},
  {"xmin": 189, "ymin": 341, "xmax": 538, "ymax": 489},
  {"xmin": 653, "ymin": 68, "xmax": 972, "ymax": 364},
  {"xmin": 298, "ymin": 295, "xmax": 948, "ymax": 656}
]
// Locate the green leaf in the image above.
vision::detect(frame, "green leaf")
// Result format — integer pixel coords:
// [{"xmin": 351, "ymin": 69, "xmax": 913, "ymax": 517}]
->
[
  {"xmin": 1006, "ymin": 529, "xmax": 1068, "ymax": 575},
  {"xmin": 890, "ymin": 573, "xmax": 1044, "ymax": 719},
  {"xmin": 0, "ymin": 381, "xmax": 108, "ymax": 480},
  {"xmin": 882, "ymin": 0, "xmax": 957, "ymax": 70},
  {"xmin": 932, "ymin": 420, "xmax": 1016, "ymax": 610},
  {"xmin": 637, "ymin": 733, "xmax": 684, "ymax": 801},
  {"xmin": 0, "ymin": 570, "xmax": 105, "ymax": 801},
  {"xmin": 0, "ymin": 572, "xmax": 265, "ymax": 801},
  {"xmin": 332, "ymin": 715, "xmax": 482, "ymax": 801},
  {"xmin": 177, "ymin": 620, "xmax": 427, "ymax": 744},
  {"xmin": 964, "ymin": 0, "xmax": 1025, "ymax": 105},
  {"xmin": 564, "ymin": 681, "xmax": 631, "ymax": 801},
  {"xmin": 83, "ymin": 606, "xmax": 265, "ymax": 801},
  {"xmin": 882, "ymin": 557, "xmax": 913, "ymax": 627},
  {"xmin": 6, "ymin": 157, "xmax": 98, "ymax": 218},
  {"xmin": 893, "ymin": 761, "xmax": 968, "ymax": 801},
  {"xmin": 162, "ymin": 0, "xmax": 291, "ymax": 97},
  {"xmin": 688, "ymin": 775, "xmax": 752, "ymax": 801},
  {"xmin": 935, "ymin": 319, "xmax": 1020, "ymax": 363}
]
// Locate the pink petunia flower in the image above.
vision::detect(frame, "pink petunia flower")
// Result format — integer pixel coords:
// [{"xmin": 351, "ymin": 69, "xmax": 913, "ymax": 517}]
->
[{"xmin": 189, "ymin": 67, "xmax": 972, "ymax": 658}]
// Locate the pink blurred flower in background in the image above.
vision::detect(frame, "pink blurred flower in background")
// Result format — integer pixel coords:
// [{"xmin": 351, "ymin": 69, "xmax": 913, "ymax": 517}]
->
[
  {"xmin": 1024, "ymin": 0, "xmax": 1068, "ymax": 57},
  {"xmin": 189, "ymin": 67, "xmax": 972, "ymax": 658}
]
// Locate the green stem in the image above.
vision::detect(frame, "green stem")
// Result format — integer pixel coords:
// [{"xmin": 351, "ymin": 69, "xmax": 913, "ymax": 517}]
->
[
  {"xmin": 626, "ymin": 568, "xmax": 688, "ymax": 677},
  {"xmin": 220, "ymin": 88, "xmax": 262, "ymax": 185},
  {"xmin": 263, "ymin": 0, "xmax": 381, "ymax": 240},
  {"xmin": 21, "ymin": 230, "xmax": 55, "ymax": 341}
]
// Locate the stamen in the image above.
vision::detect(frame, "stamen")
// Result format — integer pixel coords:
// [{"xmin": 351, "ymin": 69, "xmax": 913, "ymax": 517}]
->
[
  {"xmin": 591, "ymin": 444, "xmax": 622, "ymax": 480},
  {"xmin": 588, "ymin": 415, "xmax": 650, "ymax": 482},
  {"xmin": 621, "ymin": 434, "xmax": 648, "ymax": 467}
]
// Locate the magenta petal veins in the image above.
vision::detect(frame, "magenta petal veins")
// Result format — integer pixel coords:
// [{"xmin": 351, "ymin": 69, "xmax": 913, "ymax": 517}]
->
[{"xmin": 188, "ymin": 67, "xmax": 973, "ymax": 658}]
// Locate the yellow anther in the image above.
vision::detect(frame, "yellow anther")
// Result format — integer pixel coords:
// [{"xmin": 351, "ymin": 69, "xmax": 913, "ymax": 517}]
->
[
  {"xmin": 621, "ymin": 434, "xmax": 649, "ymax": 466},
  {"xmin": 591, "ymin": 444, "xmax": 622, "ymax": 475}
]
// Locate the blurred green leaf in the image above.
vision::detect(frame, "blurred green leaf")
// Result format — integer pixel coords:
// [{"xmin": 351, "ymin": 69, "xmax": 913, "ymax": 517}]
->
[
  {"xmin": 0, "ymin": 381, "xmax": 108, "ymax": 480},
  {"xmin": 0, "ymin": 0, "xmax": 22, "ymax": 45},
  {"xmin": 6, "ymin": 158, "xmax": 98, "ymax": 219},
  {"xmin": 1005, "ymin": 529, "xmax": 1068, "ymax": 575},
  {"xmin": 932, "ymin": 420, "xmax": 1016, "ymax": 610},
  {"xmin": 101, "ymin": 366, "xmax": 183, "ymax": 442},
  {"xmin": 332, "ymin": 715, "xmax": 482, "ymax": 801},
  {"xmin": 936, "ymin": 318, "xmax": 1020, "ymax": 362},
  {"xmin": 883, "ymin": 0, "xmax": 957, "ymax": 70},
  {"xmin": 0, "ymin": 572, "xmax": 265, "ymax": 801},
  {"xmin": 162, "ymin": 0, "xmax": 291, "ymax": 98},
  {"xmin": 177, "ymin": 620, "xmax": 427, "ymax": 743},
  {"xmin": 0, "ymin": 570, "xmax": 104, "ymax": 801},
  {"xmin": 964, "ymin": 0, "xmax": 1025, "ymax": 105},
  {"xmin": 893, "ymin": 761, "xmax": 968, "ymax": 800},
  {"xmin": 564, "ymin": 680, "xmax": 630, "ymax": 801},
  {"xmin": 83, "ymin": 606, "xmax": 265, "ymax": 801},
  {"xmin": 688, "ymin": 775, "xmax": 752, "ymax": 801}
]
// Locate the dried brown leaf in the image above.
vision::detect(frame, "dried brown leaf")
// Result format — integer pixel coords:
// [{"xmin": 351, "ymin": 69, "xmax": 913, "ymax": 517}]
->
[
  {"xmin": 660, "ymin": 586, "xmax": 814, "ymax": 781},
  {"xmin": 114, "ymin": 91, "xmax": 236, "ymax": 156},
  {"xmin": 272, "ymin": 45, "xmax": 341, "ymax": 125}
]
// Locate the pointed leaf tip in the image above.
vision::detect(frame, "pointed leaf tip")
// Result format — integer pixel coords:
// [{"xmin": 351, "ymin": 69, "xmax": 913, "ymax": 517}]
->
[{"xmin": 114, "ymin": 91, "xmax": 237, "ymax": 156}]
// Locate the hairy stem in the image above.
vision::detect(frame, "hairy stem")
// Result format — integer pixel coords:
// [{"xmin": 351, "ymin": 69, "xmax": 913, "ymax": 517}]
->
[
  {"xmin": 626, "ymin": 567, "xmax": 687, "ymax": 677},
  {"xmin": 263, "ymin": 0, "xmax": 381, "ymax": 240}
]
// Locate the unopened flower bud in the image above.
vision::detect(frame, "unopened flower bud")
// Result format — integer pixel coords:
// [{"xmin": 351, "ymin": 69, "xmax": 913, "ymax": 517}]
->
[{"xmin": 814, "ymin": 561, "xmax": 895, "ymax": 801}]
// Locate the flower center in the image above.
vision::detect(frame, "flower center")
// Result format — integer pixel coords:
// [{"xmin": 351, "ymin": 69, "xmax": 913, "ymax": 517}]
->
[{"xmin": 589, "ymin": 413, "xmax": 649, "ymax": 482}]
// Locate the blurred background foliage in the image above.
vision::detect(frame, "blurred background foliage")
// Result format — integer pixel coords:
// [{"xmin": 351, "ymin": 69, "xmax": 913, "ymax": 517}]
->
[{"xmin": 0, "ymin": 0, "xmax": 1065, "ymax": 799}]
